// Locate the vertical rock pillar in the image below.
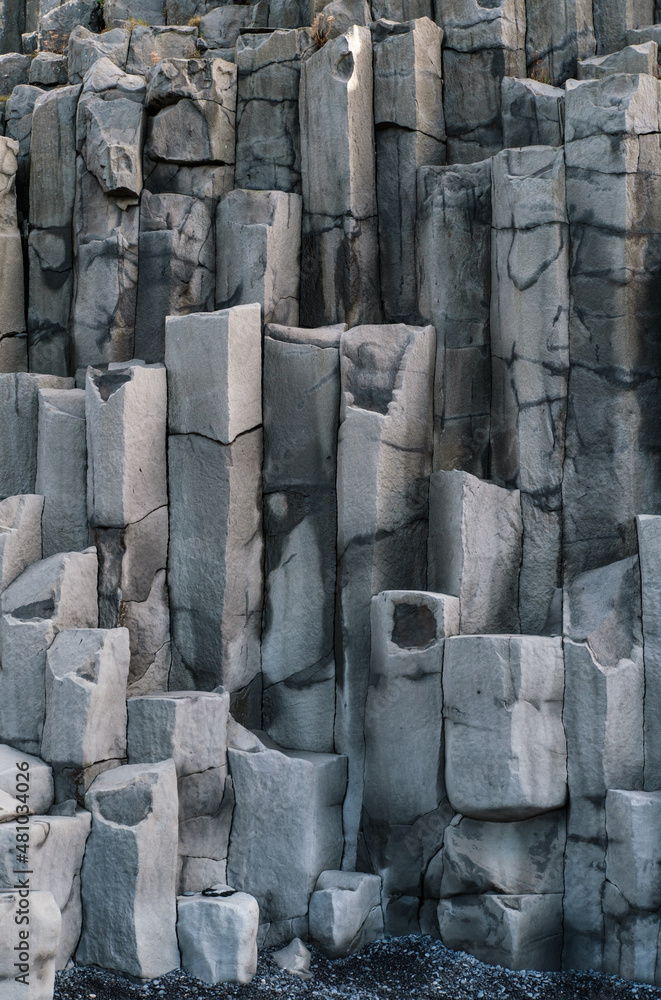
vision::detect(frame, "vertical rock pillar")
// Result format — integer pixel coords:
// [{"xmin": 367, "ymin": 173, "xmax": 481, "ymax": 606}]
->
[{"xmin": 0, "ymin": 136, "xmax": 26, "ymax": 372}]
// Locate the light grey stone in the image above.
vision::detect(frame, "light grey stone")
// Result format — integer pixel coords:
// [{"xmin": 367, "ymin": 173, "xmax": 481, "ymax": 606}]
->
[
  {"xmin": 79, "ymin": 55, "xmax": 145, "ymax": 103},
  {"xmin": 602, "ymin": 881, "xmax": 661, "ymax": 985},
  {"xmin": 372, "ymin": 0, "xmax": 431, "ymax": 15},
  {"xmin": 525, "ymin": 0, "xmax": 595, "ymax": 84},
  {"xmin": 36, "ymin": 388, "xmax": 87, "ymax": 557},
  {"xmin": 80, "ymin": 92, "xmax": 144, "ymax": 197},
  {"xmin": 168, "ymin": 429, "xmax": 263, "ymax": 703},
  {"xmin": 86, "ymin": 363, "xmax": 167, "ymax": 528},
  {"xmin": 41, "ymin": 628, "xmax": 130, "ymax": 773},
  {"xmin": 335, "ymin": 323, "xmax": 435, "ymax": 866},
  {"xmin": 0, "ymin": 373, "xmax": 73, "ymax": 499},
  {"xmin": 0, "ymin": 53, "xmax": 30, "ymax": 95},
  {"xmin": 578, "ymin": 40, "xmax": 657, "ymax": 78},
  {"xmin": 501, "ymin": 77, "xmax": 565, "ymax": 149},
  {"xmin": 606, "ymin": 789, "xmax": 661, "ymax": 911},
  {"xmin": 416, "ymin": 160, "xmax": 491, "ymax": 476},
  {"xmin": 441, "ymin": 811, "xmax": 566, "ymax": 897},
  {"xmin": 145, "ymin": 55, "xmax": 235, "ymax": 108},
  {"xmin": 428, "ymin": 471, "xmax": 522, "ymax": 634},
  {"xmin": 126, "ymin": 25, "xmax": 198, "ymax": 76},
  {"xmin": 300, "ymin": 27, "xmax": 380, "ymax": 326},
  {"xmin": 0, "ymin": 494, "xmax": 43, "ymax": 591},
  {"xmin": 565, "ymin": 73, "xmax": 661, "ymax": 143},
  {"xmin": 5, "ymin": 83, "xmax": 43, "ymax": 226},
  {"xmin": 134, "ymin": 190, "xmax": 215, "ymax": 363},
  {"xmin": 216, "ymin": 188, "xmax": 301, "ymax": 325},
  {"xmin": 309, "ymin": 871, "xmax": 383, "ymax": 958},
  {"xmin": 199, "ymin": 4, "xmax": 267, "ymax": 49},
  {"xmin": 103, "ymin": 0, "xmax": 164, "ymax": 26},
  {"xmin": 0, "ymin": 809, "xmax": 91, "ymax": 968},
  {"xmin": 128, "ymin": 689, "xmax": 228, "ymax": 776},
  {"xmin": 434, "ymin": 0, "xmax": 526, "ymax": 162},
  {"xmin": 363, "ymin": 591, "xmax": 458, "ymax": 909},
  {"xmin": 29, "ymin": 51, "xmax": 67, "ymax": 86},
  {"xmin": 0, "ymin": 136, "xmax": 24, "ymax": 365},
  {"xmin": 592, "ymin": 0, "xmax": 654, "ymax": 55},
  {"xmin": 626, "ymin": 23, "xmax": 661, "ymax": 50},
  {"xmin": 0, "ymin": 744, "xmax": 53, "ymax": 814},
  {"xmin": 490, "ymin": 146, "xmax": 569, "ymax": 634},
  {"xmin": 438, "ymin": 894, "xmax": 563, "ymax": 972},
  {"xmin": 227, "ymin": 730, "xmax": 346, "ymax": 924},
  {"xmin": 443, "ymin": 635, "xmax": 567, "ymax": 821},
  {"xmin": 373, "ymin": 17, "xmax": 444, "ymax": 324},
  {"xmin": 166, "ymin": 303, "xmax": 261, "ymax": 445},
  {"xmin": 637, "ymin": 515, "xmax": 661, "ymax": 789},
  {"xmin": 143, "ymin": 158, "xmax": 233, "ymax": 200},
  {"xmin": 235, "ymin": 28, "xmax": 315, "ymax": 193},
  {"xmin": 177, "ymin": 889, "xmax": 259, "ymax": 984},
  {"xmin": 68, "ymin": 25, "xmax": 130, "ymax": 83},
  {"xmin": 0, "ymin": 890, "xmax": 60, "ymax": 996},
  {"xmin": 38, "ymin": 0, "xmax": 97, "ymax": 52},
  {"xmin": 77, "ymin": 760, "xmax": 180, "ymax": 979},
  {"xmin": 272, "ymin": 937, "xmax": 311, "ymax": 979}
]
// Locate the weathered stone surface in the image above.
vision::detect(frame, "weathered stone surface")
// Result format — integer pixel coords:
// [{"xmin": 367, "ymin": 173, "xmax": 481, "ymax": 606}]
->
[
  {"xmin": 592, "ymin": 0, "xmax": 654, "ymax": 55},
  {"xmin": 134, "ymin": 190, "xmax": 215, "ymax": 363},
  {"xmin": 606, "ymin": 789, "xmax": 661, "ymax": 911},
  {"xmin": 272, "ymin": 936, "xmax": 312, "ymax": 977},
  {"xmin": 501, "ymin": 77, "xmax": 565, "ymax": 149},
  {"xmin": 363, "ymin": 591, "xmax": 458, "ymax": 916},
  {"xmin": 0, "ymin": 53, "xmax": 30, "ymax": 94},
  {"xmin": 0, "ymin": 809, "xmax": 91, "ymax": 967},
  {"xmin": 38, "ymin": 0, "xmax": 97, "ymax": 52},
  {"xmin": 0, "ymin": 373, "xmax": 73, "ymax": 498},
  {"xmin": 373, "ymin": 17, "xmax": 444, "ymax": 325},
  {"xmin": 41, "ymin": 628, "xmax": 130, "ymax": 777},
  {"xmin": 637, "ymin": 515, "xmax": 661, "ymax": 790},
  {"xmin": 416, "ymin": 160, "xmax": 491, "ymax": 476},
  {"xmin": 36, "ymin": 388, "xmax": 87, "ymax": 557},
  {"xmin": 103, "ymin": 0, "xmax": 164, "ymax": 27},
  {"xmin": 235, "ymin": 28, "xmax": 315, "ymax": 193},
  {"xmin": 578, "ymin": 40, "xmax": 657, "ymax": 79},
  {"xmin": 428, "ymin": 471, "xmax": 522, "ymax": 634},
  {"xmin": 525, "ymin": 0, "xmax": 595, "ymax": 85},
  {"xmin": 77, "ymin": 760, "xmax": 180, "ymax": 979},
  {"xmin": 216, "ymin": 188, "xmax": 301, "ymax": 325},
  {"xmin": 0, "ymin": 890, "xmax": 60, "ymax": 996},
  {"xmin": 300, "ymin": 27, "xmax": 380, "ymax": 326},
  {"xmin": 336, "ymin": 323, "xmax": 434, "ymax": 865},
  {"xmin": 443, "ymin": 635, "xmax": 567, "ymax": 821},
  {"xmin": 68, "ymin": 25, "xmax": 130, "ymax": 83},
  {"xmin": 0, "ymin": 135, "xmax": 24, "ymax": 367},
  {"xmin": 199, "ymin": 4, "xmax": 267, "ymax": 49},
  {"xmin": 0, "ymin": 744, "xmax": 53, "ymax": 814},
  {"xmin": 227, "ymin": 729, "xmax": 346, "ymax": 934},
  {"xmin": 177, "ymin": 889, "xmax": 259, "ymax": 984},
  {"xmin": 438, "ymin": 894, "xmax": 563, "ymax": 972},
  {"xmin": 86, "ymin": 363, "xmax": 167, "ymax": 528},
  {"xmin": 126, "ymin": 25, "xmax": 198, "ymax": 76},
  {"xmin": 166, "ymin": 304, "xmax": 261, "ymax": 444},
  {"xmin": 435, "ymin": 0, "xmax": 526, "ymax": 162},
  {"xmin": 441, "ymin": 812, "xmax": 566, "ymax": 897},
  {"xmin": 490, "ymin": 146, "xmax": 569, "ymax": 634},
  {"xmin": 309, "ymin": 871, "xmax": 383, "ymax": 958},
  {"xmin": 143, "ymin": 158, "xmax": 233, "ymax": 201},
  {"xmin": 603, "ymin": 881, "xmax": 661, "ymax": 985},
  {"xmin": 79, "ymin": 92, "xmax": 144, "ymax": 198},
  {"xmin": 28, "ymin": 50, "xmax": 67, "ymax": 86},
  {"xmin": 0, "ymin": 494, "xmax": 42, "ymax": 591},
  {"xmin": 0, "ymin": 548, "xmax": 98, "ymax": 753}
]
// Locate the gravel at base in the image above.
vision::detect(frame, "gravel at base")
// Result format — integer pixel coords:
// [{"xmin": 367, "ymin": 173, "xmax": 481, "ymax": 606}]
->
[{"xmin": 55, "ymin": 936, "xmax": 661, "ymax": 1000}]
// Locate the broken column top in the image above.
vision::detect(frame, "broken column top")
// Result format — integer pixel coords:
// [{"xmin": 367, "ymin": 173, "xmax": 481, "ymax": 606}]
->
[
  {"xmin": 491, "ymin": 145, "xmax": 567, "ymax": 229},
  {"xmin": 565, "ymin": 73, "xmax": 661, "ymax": 140},
  {"xmin": 128, "ymin": 689, "xmax": 230, "ymax": 776}
]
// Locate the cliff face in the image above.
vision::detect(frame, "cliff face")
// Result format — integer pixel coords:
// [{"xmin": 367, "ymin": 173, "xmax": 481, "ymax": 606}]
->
[{"xmin": 0, "ymin": 0, "xmax": 661, "ymax": 992}]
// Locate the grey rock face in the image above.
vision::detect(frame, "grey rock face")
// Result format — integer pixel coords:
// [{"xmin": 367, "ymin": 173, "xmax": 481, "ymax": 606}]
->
[
  {"xmin": 79, "ymin": 92, "xmax": 144, "ymax": 197},
  {"xmin": 0, "ymin": 135, "xmax": 25, "ymax": 370},
  {"xmin": 525, "ymin": 0, "xmax": 595, "ymax": 85},
  {"xmin": 77, "ymin": 760, "xmax": 180, "ymax": 979},
  {"xmin": 416, "ymin": 160, "xmax": 491, "ymax": 476},
  {"xmin": 216, "ymin": 188, "xmax": 301, "ymax": 325},
  {"xmin": 68, "ymin": 25, "xmax": 130, "ymax": 84},
  {"xmin": 373, "ymin": 17, "xmax": 444, "ymax": 325},
  {"xmin": 438, "ymin": 894, "xmax": 563, "ymax": 972},
  {"xmin": 126, "ymin": 25, "xmax": 198, "ymax": 76},
  {"xmin": 363, "ymin": 590, "xmax": 458, "ymax": 923},
  {"xmin": 103, "ymin": 0, "xmax": 164, "ymax": 26},
  {"xmin": 0, "ymin": 494, "xmax": 43, "ymax": 591},
  {"xmin": 606, "ymin": 789, "xmax": 661, "ymax": 911},
  {"xmin": 335, "ymin": 323, "xmax": 435, "ymax": 866},
  {"xmin": 592, "ymin": 0, "xmax": 654, "ymax": 55},
  {"xmin": 199, "ymin": 4, "xmax": 267, "ymax": 49},
  {"xmin": 578, "ymin": 40, "xmax": 657, "ymax": 78},
  {"xmin": 0, "ymin": 53, "xmax": 30, "ymax": 95},
  {"xmin": 29, "ymin": 50, "xmax": 68, "ymax": 86},
  {"xmin": 0, "ymin": 890, "xmax": 60, "ymax": 996},
  {"xmin": 428, "ymin": 471, "xmax": 522, "ymax": 634},
  {"xmin": 227, "ymin": 729, "xmax": 346, "ymax": 936},
  {"xmin": 262, "ymin": 324, "xmax": 343, "ymax": 752},
  {"xmin": 0, "ymin": 373, "xmax": 73, "ymax": 499},
  {"xmin": 434, "ymin": 0, "xmax": 526, "ymax": 162},
  {"xmin": 235, "ymin": 28, "xmax": 315, "ymax": 193},
  {"xmin": 603, "ymin": 881, "xmax": 661, "ymax": 985},
  {"xmin": 36, "ymin": 388, "xmax": 87, "ymax": 556},
  {"xmin": 300, "ymin": 27, "xmax": 380, "ymax": 326},
  {"xmin": 38, "ymin": 0, "xmax": 96, "ymax": 52},
  {"xmin": 441, "ymin": 812, "xmax": 566, "ymax": 897},
  {"xmin": 0, "ymin": 744, "xmax": 53, "ymax": 814},
  {"xmin": 501, "ymin": 77, "xmax": 565, "ymax": 149},
  {"xmin": 637, "ymin": 515, "xmax": 661, "ymax": 789},
  {"xmin": 177, "ymin": 890, "xmax": 259, "ymax": 984},
  {"xmin": 309, "ymin": 871, "xmax": 383, "ymax": 958},
  {"xmin": 443, "ymin": 635, "xmax": 567, "ymax": 821},
  {"xmin": 0, "ymin": 548, "xmax": 98, "ymax": 754}
]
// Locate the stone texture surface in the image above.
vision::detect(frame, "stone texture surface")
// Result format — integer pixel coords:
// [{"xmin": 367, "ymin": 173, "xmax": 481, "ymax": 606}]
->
[
  {"xmin": 36, "ymin": 387, "xmax": 87, "ymax": 556},
  {"xmin": 177, "ymin": 889, "xmax": 259, "ymax": 984},
  {"xmin": 0, "ymin": 890, "xmax": 60, "ymax": 997},
  {"xmin": 309, "ymin": 871, "xmax": 383, "ymax": 958}
]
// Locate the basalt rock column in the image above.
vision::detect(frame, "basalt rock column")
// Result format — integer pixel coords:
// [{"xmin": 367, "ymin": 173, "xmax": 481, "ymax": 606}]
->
[
  {"xmin": 372, "ymin": 16, "xmax": 445, "ymax": 324},
  {"xmin": 166, "ymin": 305, "xmax": 263, "ymax": 724},
  {"xmin": 299, "ymin": 26, "xmax": 381, "ymax": 327},
  {"xmin": 0, "ymin": 135, "xmax": 26, "ymax": 371},
  {"xmin": 36, "ymin": 386, "xmax": 87, "ymax": 557},
  {"xmin": 416, "ymin": 160, "xmax": 492, "ymax": 477},
  {"xmin": 490, "ymin": 146, "xmax": 569, "ymax": 634},
  {"xmin": 335, "ymin": 322, "xmax": 434, "ymax": 867},
  {"xmin": 525, "ymin": 0, "xmax": 595, "ymax": 85}
]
